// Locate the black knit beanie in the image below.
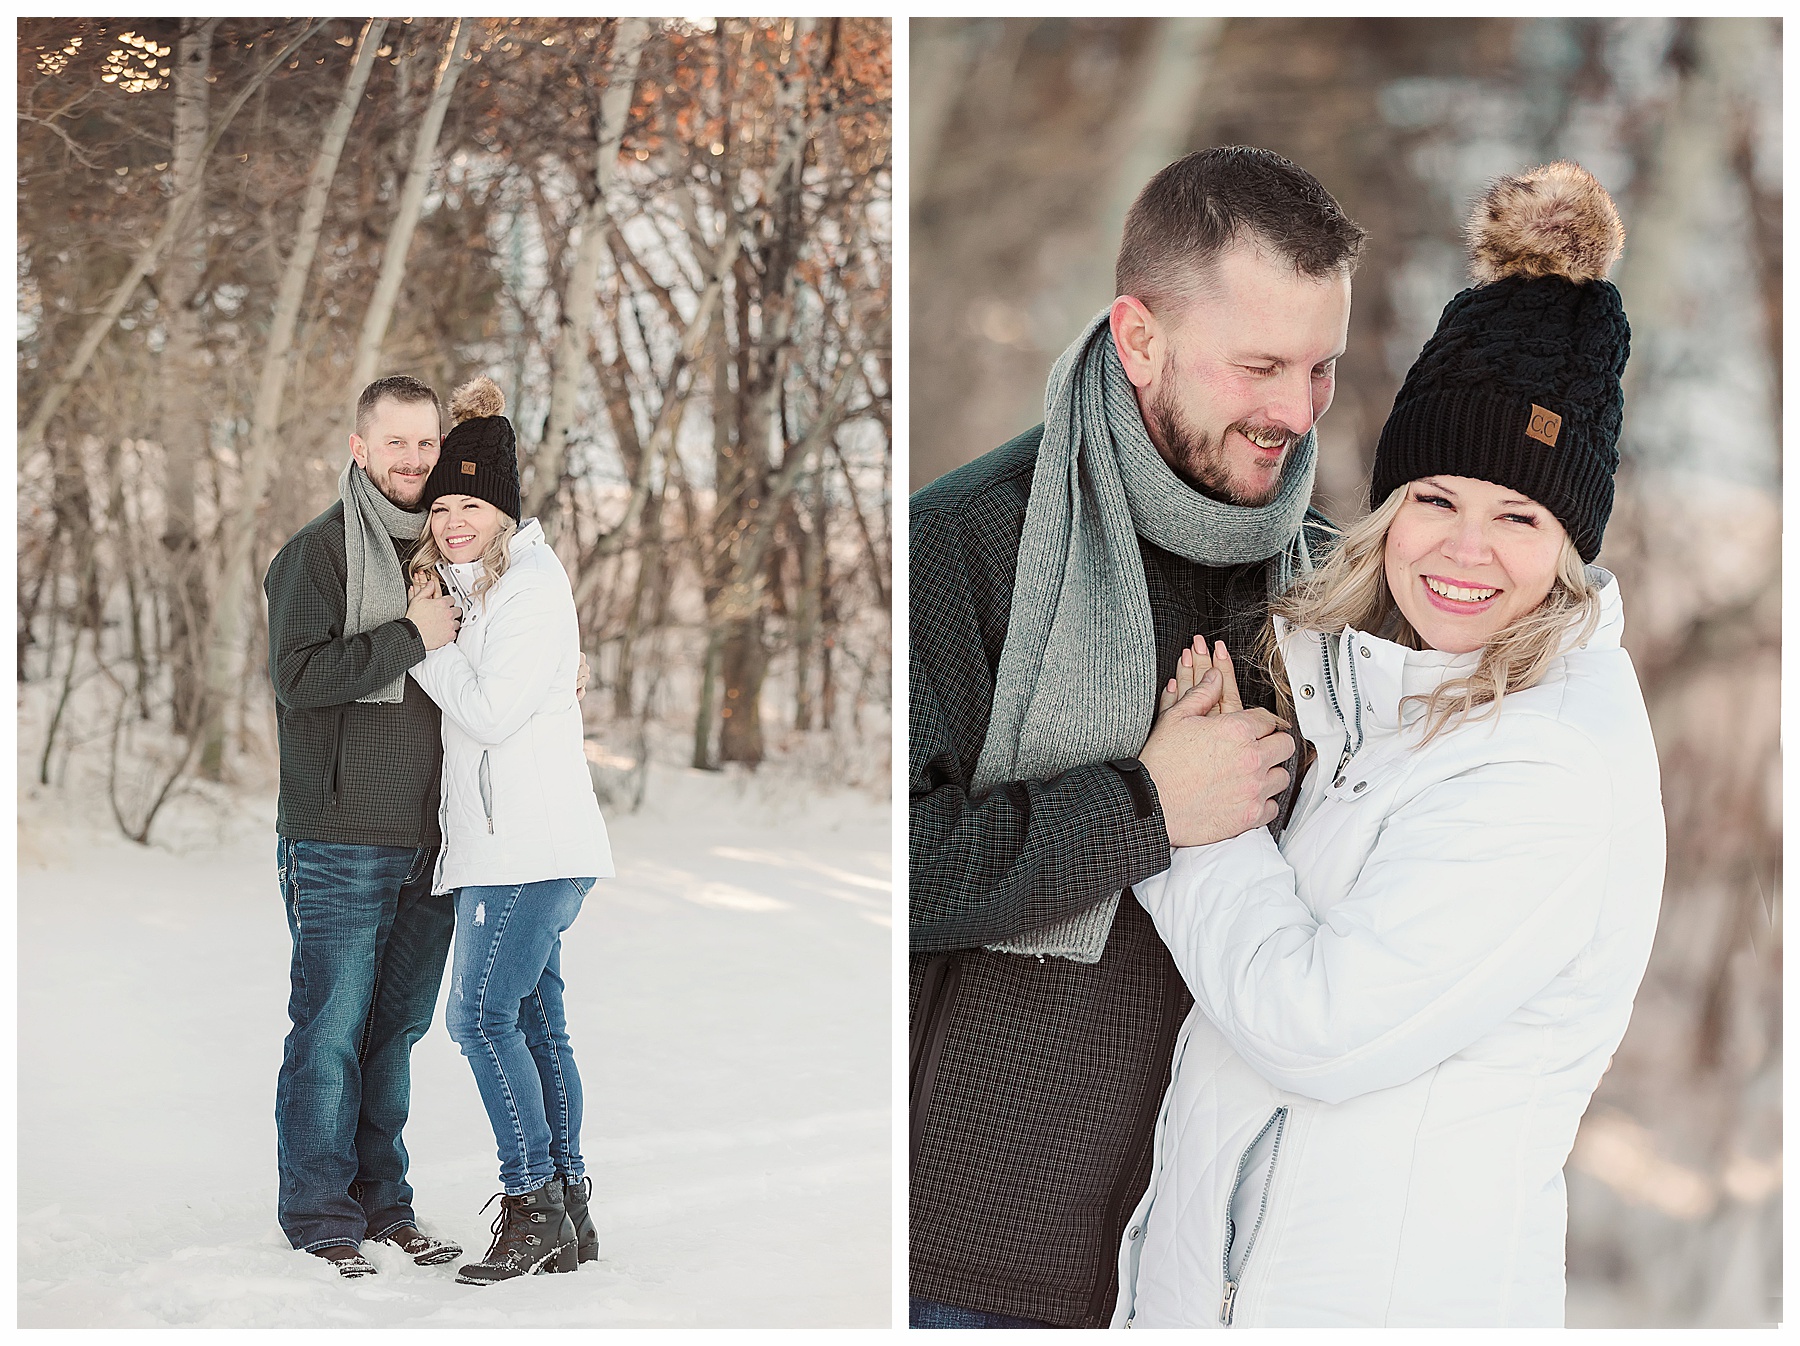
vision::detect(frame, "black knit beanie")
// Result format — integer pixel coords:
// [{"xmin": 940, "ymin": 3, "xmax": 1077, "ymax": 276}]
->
[
  {"xmin": 422, "ymin": 376, "xmax": 521, "ymax": 521},
  {"xmin": 1370, "ymin": 162, "xmax": 1630, "ymax": 562}
]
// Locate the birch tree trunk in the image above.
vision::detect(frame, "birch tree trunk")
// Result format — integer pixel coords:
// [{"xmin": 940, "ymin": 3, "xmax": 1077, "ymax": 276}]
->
[
  {"xmin": 199, "ymin": 19, "xmax": 388, "ymax": 777},
  {"xmin": 1613, "ymin": 18, "xmax": 1765, "ymax": 420},
  {"xmin": 524, "ymin": 17, "xmax": 653, "ymax": 530},
  {"xmin": 612, "ymin": 492, "xmax": 664, "ymax": 720},
  {"xmin": 735, "ymin": 16, "xmax": 818, "ymax": 462},
  {"xmin": 20, "ymin": 20, "xmax": 326, "ymax": 455},
  {"xmin": 160, "ymin": 16, "xmax": 223, "ymax": 734},
  {"xmin": 793, "ymin": 460, "xmax": 824, "ymax": 730},
  {"xmin": 692, "ymin": 285, "xmax": 734, "ymax": 771},
  {"xmin": 347, "ymin": 17, "xmax": 475, "ymax": 402}
]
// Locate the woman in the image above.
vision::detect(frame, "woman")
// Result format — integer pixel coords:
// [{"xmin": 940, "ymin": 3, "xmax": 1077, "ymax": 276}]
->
[
  {"xmin": 1112, "ymin": 163, "xmax": 1664, "ymax": 1327},
  {"xmin": 405, "ymin": 376, "xmax": 614, "ymax": 1286}
]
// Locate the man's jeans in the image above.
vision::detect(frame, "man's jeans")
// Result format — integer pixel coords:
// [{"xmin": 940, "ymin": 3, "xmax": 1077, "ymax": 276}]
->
[
  {"xmin": 274, "ymin": 838, "xmax": 454, "ymax": 1251},
  {"xmin": 446, "ymin": 878, "xmax": 594, "ymax": 1194},
  {"xmin": 909, "ymin": 1297, "xmax": 1055, "ymax": 1329}
]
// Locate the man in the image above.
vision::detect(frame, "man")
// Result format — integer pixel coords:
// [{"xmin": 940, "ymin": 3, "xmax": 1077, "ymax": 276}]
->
[
  {"xmin": 909, "ymin": 147, "xmax": 1366, "ymax": 1327},
  {"xmin": 265, "ymin": 375, "xmax": 468, "ymax": 1277}
]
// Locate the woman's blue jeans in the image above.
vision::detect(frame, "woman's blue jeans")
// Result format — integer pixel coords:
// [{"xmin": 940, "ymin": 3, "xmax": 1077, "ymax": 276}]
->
[{"xmin": 446, "ymin": 877, "xmax": 594, "ymax": 1194}]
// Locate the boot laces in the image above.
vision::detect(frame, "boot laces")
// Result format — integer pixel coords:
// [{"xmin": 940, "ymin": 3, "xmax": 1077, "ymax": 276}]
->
[{"xmin": 477, "ymin": 1192, "xmax": 534, "ymax": 1261}]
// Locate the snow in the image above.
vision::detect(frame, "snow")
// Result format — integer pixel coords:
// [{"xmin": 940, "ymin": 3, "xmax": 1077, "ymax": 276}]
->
[{"xmin": 17, "ymin": 757, "xmax": 892, "ymax": 1328}]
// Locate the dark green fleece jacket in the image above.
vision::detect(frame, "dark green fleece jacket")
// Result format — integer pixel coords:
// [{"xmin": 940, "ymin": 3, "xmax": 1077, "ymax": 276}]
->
[{"xmin": 265, "ymin": 501, "xmax": 442, "ymax": 848}]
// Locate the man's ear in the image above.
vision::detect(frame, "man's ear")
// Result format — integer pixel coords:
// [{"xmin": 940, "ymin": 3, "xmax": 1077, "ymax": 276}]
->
[
  {"xmin": 349, "ymin": 433, "xmax": 368, "ymax": 470},
  {"xmin": 1110, "ymin": 295, "xmax": 1160, "ymax": 391}
]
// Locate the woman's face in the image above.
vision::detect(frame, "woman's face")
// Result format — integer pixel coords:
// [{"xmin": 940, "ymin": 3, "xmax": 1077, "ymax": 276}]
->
[
  {"xmin": 1384, "ymin": 475, "xmax": 1568, "ymax": 654},
  {"xmin": 429, "ymin": 494, "xmax": 510, "ymax": 562}
]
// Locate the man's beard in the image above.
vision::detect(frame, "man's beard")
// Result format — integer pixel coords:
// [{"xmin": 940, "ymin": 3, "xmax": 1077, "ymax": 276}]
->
[
  {"xmin": 370, "ymin": 468, "xmax": 425, "ymax": 512},
  {"xmin": 1146, "ymin": 379, "xmax": 1286, "ymax": 508}
]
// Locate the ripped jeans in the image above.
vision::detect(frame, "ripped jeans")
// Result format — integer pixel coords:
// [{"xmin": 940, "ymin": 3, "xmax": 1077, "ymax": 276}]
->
[{"xmin": 445, "ymin": 878, "xmax": 595, "ymax": 1194}]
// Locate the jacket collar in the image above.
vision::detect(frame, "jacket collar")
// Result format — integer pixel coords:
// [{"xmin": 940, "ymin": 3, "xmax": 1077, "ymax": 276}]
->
[
  {"xmin": 1276, "ymin": 566, "xmax": 1624, "ymax": 747},
  {"xmin": 439, "ymin": 517, "xmax": 546, "ymax": 605},
  {"xmin": 510, "ymin": 516, "xmax": 545, "ymax": 558}
]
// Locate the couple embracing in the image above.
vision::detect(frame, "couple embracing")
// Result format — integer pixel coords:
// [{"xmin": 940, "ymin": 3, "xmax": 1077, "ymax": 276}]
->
[
  {"xmin": 910, "ymin": 148, "xmax": 1665, "ymax": 1327},
  {"xmin": 267, "ymin": 374, "xmax": 610, "ymax": 1284}
]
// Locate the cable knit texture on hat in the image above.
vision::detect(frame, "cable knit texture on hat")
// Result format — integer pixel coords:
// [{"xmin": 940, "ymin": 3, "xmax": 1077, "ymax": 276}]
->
[
  {"xmin": 422, "ymin": 375, "xmax": 521, "ymax": 520},
  {"xmin": 1370, "ymin": 162, "xmax": 1629, "ymax": 561}
]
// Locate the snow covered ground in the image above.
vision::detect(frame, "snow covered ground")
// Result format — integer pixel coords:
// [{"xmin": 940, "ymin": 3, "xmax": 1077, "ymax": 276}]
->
[{"xmin": 18, "ymin": 757, "xmax": 892, "ymax": 1328}]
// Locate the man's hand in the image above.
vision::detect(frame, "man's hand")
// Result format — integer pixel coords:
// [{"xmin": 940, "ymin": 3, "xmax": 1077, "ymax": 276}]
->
[
  {"xmin": 406, "ymin": 573, "xmax": 461, "ymax": 651},
  {"xmin": 1139, "ymin": 666, "xmax": 1294, "ymax": 847},
  {"xmin": 575, "ymin": 650, "xmax": 591, "ymax": 702}
]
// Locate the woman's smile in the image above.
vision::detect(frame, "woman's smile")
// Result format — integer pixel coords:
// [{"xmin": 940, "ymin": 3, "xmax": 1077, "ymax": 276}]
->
[{"xmin": 1418, "ymin": 573, "xmax": 1502, "ymax": 612}]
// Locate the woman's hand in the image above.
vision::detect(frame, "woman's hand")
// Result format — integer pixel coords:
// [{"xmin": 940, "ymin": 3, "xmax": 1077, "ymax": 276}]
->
[
  {"xmin": 1159, "ymin": 634, "xmax": 1245, "ymax": 717},
  {"xmin": 405, "ymin": 570, "xmax": 461, "ymax": 650}
]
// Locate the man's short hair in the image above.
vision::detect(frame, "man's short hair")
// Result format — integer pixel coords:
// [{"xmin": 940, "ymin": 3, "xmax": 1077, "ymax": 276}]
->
[
  {"xmin": 355, "ymin": 375, "xmax": 442, "ymax": 438},
  {"xmin": 1115, "ymin": 146, "xmax": 1367, "ymax": 315}
]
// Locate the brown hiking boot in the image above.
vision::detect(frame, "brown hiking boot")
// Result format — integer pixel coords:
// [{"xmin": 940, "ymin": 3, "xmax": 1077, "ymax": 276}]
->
[
  {"xmin": 377, "ymin": 1223, "xmax": 462, "ymax": 1267},
  {"xmin": 562, "ymin": 1175, "xmax": 599, "ymax": 1264},
  {"xmin": 455, "ymin": 1180, "xmax": 577, "ymax": 1285},
  {"xmin": 312, "ymin": 1243, "xmax": 378, "ymax": 1278}
]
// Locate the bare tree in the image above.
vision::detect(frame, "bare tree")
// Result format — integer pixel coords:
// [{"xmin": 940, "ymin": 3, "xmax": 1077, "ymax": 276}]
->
[
  {"xmin": 524, "ymin": 17, "xmax": 652, "ymax": 530},
  {"xmin": 158, "ymin": 17, "xmax": 223, "ymax": 734},
  {"xmin": 347, "ymin": 17, "xmax": 475, "ymax": 401},
  {"xmin": 19, "ymin": 16, "xmax": 892, "ymax": 837},
  {"xmin": 20, "ymin": 20, "xmax": 327, "ymax": 456},
  {"xmin": 199, "ymin": 19, "xmax": 388, "ymax": 777}
]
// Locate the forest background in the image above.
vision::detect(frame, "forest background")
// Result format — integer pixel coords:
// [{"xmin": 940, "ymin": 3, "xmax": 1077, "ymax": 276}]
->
[
  {"xmin": 16, "ymin": 16, "xmax": 893, "ymax": 1329},
  {"xmin": 20, "ymin": 15, "xmax": 894, "ymax": 826},
  {"xmin": 912, "ymin": 16, "xmax": 1779, "ymax": 1329}
]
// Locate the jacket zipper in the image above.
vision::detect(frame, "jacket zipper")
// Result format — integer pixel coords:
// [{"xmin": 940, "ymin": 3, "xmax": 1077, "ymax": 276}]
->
[
  {"xmin": 1317, "ymin": 631, "xmax": 1363, "ymax": 786},
  {"xmin": 1085, "ymin": 925, "xmax": 1189, "ymax": 1327},
  {"xmin": 1219, "ymin": 1105, "xmax": 1288, "ymax": 1326},
  {"xmin": 478, "ymin": 749, "xmax": 494, "ymax": 833},
  {"xmin": 327, "ymin": 707, "xmax": 348, "ymax": 807},
  {"xmin": 908, "ymin": 952, "xmax": 961, "ymax": 1175}
]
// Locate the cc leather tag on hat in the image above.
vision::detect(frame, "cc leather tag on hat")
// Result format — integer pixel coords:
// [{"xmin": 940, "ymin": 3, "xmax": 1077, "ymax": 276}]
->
[
  {"xmin": 1525, "ymin": 403, "xmax": 1561, "ymax": 447},
  {"xmin": 461, "ymin": 461, "xmax": 477, "ymax": 475}
]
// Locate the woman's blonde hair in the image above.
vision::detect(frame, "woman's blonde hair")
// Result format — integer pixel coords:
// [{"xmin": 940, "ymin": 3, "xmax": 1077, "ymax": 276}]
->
[
  {"xmin": 408, "ymin": 510, "xmax": 517, "ymax": 602},
  {"xmin": 1262, "ymin": 484, "xmax": 1599, "ymax": 743}
]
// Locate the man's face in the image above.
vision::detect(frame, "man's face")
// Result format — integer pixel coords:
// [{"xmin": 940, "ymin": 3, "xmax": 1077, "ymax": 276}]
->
[
  {"xmin": 351, "ymin": 396, "xmax": 442, "ymax": 509},
  {"xmin": 1139, "ymin": 241, "xmax": 1352, "ymax": 506}
]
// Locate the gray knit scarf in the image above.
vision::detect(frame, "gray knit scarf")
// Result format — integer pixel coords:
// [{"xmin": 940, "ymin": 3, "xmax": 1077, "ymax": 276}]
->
[
  {"xmin": 338, "ymin": 459, "xmax": 425, "ymax": 704},
  {"xmin": 974, "ymin": 308, "xmax": 1317, "ymax": 963}
]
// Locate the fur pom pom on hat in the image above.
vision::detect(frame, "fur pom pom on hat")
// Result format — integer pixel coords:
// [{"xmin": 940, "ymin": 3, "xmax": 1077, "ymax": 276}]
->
[
  {"xmin": 1468, "ymin": 161, "xmax": 1625, "ymax": 286},
  {"xmin": 422, "ymin": 374, "xmax": 521, "ymax": 520},
  {"xmin": 449, "ymin": 375, "xmax": 506, "ymax": 426},
  {"xmin": 1370, "ymin": 163, "xmax": 1630, "ymax": 563}
]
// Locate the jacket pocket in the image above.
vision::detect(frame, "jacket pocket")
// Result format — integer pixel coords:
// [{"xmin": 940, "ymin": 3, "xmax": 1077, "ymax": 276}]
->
[
  {"xmin": 478, "ymin": 749, "xmax": 494, "ymax": 834},
  {"xmin": 908, "ymin": 952, "xmax": 961, "ymax": 1175},
  {"xmin": 324, "ymin": 708, "xmax": 348, "ymax": 807},
  {"xmin": 1220, "ymin": 1105, "xmax": 1288, "ymax": 1326}
]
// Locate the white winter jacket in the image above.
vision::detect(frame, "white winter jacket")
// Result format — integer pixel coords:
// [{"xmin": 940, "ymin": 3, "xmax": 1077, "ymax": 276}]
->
[
  {"xmin": 410, "ymin": 519, "xmax": 614, "ymax": 894},
  {"xmin": 1113, "ymin": 569, "xmax": 1663, "ymax": 1328}
]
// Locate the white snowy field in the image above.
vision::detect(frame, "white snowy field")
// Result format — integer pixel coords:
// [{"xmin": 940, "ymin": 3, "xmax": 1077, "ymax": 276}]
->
[{"xmin": 18, "ymin": 760, "xmax": 892, "ymax": 1328}]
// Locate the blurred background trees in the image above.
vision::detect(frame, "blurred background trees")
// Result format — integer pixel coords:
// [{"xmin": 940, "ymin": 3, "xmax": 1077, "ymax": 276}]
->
[
  {"xmin": 19, "ymin": 17, "xmax": 892, "ymax": 836},
  {"xmin": 911, "ymin": 16, "xmax": 1778, "ymax": 1329}
]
